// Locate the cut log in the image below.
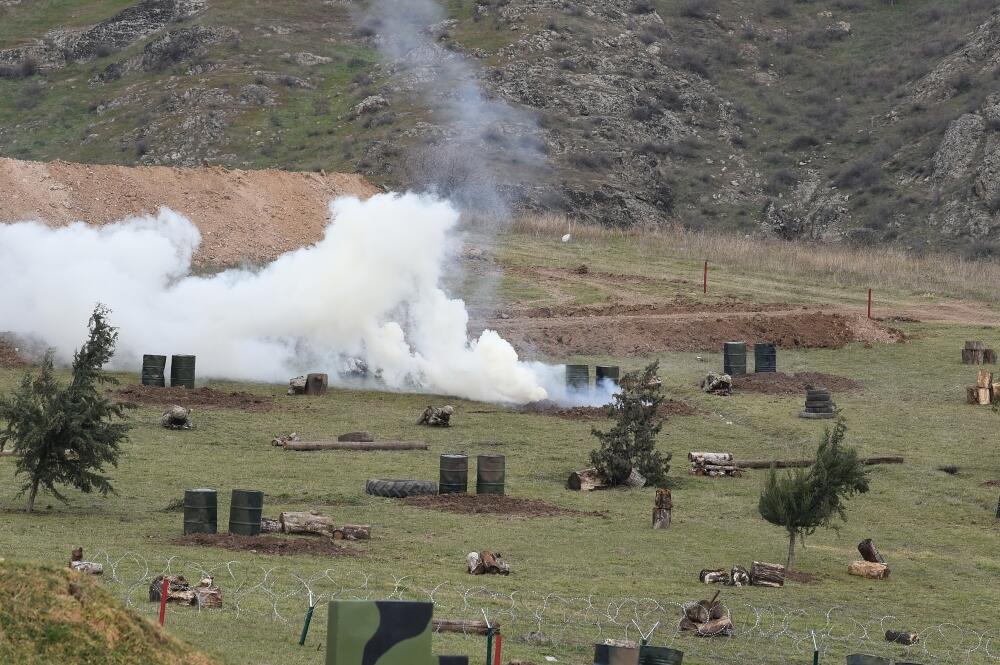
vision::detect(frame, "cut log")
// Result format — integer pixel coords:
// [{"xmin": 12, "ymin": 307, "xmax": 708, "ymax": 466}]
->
[
  {"xmin": 193, "ymin": 585, "xmax": 223, "ymax": 608},
  {"xmin": 687, "ymin": 452, "xmax": 733, "ymax": 464},
  {"xmin": 857, "ymin": 539, "xmax": 886, "ymax": 565},
  {"xmin": 280, "ymin": 511, "xmax": 335, "ymax": 537},
  {"xmin": 652, "ymin": 508, "xmax": 671, "ymax": 529},
  {"xmin": 992, "ymin": 382, "xmax": 1000, "ymax": 402},
  {"xmin": 149, "ymin": 575, "xmax": 195, "ymax": 604},
  {"xmin": 655, "ymin": 488, "xmax": 673, "ymax": 509},
  {"xmin": 70, "ymin": 561, "xmax": 103, "ymax": 575},
  {"xmin": 567, "ymin": 467, "xmax": 606, "ymax": 491},
  {"xmin": 734, "ymin": 456, "xmax": 903, "ymax": 469},
  {"xmin": 338, "ymin": 431, "xmax": 375, "ymax": 442},
  {"xmin": 623, "ymin": 468, "xmax": 647, "ymax": 488},
  {"xmin": 977, "ymin": 387, "xmax": 992, "ymax": 405},
  {"xmin": 679, "ymin": 616, "xmax": 733, "ymax": 637},
  {"xmin": 966, "ymin": 340, "xmax": 986, "ymax": 351},
  {"xmin": 683, "ymin": 602, "xmax": 709, "ymax": 623},
  {"xmin": 985, "ymin": 349, "xmax": 998, "ymax": 364},
  {"xmin": 749, "ymin": 561, "xmax": 785, "ymax": 587},
  {"xmin": 699, "ymin": 569, "xmax": 729, "ymax": 584},
  {"xmin": 962, "ymin": 349, "xmax": 976, "ymax": 365},
  {"xmin": 480, "ymin": 551, "xmax": 510, "ymax": 575},
  {"xmin": 885, "ymin": 630, "xmax": 918, "ymax": 646},
  {"xmin": 283, "ymin": 440, "xmax": 428, "ymax": 451},
  {"xmin": 848, "ymin": 560, "xmax": 889, "ymax": 579},
  {"xmin": 729, "ymin": 565, "xmax": 750, "ymax": 587},
  {"xmin": 332, "ymin": 524, "xmax": 371, "ymax": 540},
  {"xmin": 260, "ymin": 517, "xmax": 282, "ymax": 533},
  {"xmin": 967, "ymin": 386, "xmax": 980, "ymax": 404},
  {"xmin": 305, "ymin": 373, "xmax": 328, "ymax": 395},
  {"xmin": 432, "ymin": 619, "xmax": 496, "ymax": 635},
  {"xmin": 977, "ymin": 370, "xmax": 993, "ymax": 388}
]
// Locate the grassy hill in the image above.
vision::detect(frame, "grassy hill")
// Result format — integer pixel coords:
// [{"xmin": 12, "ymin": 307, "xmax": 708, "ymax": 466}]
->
[{"xmin": 1, "ymin": 0, "xmax": 1000, "ymax": 250}]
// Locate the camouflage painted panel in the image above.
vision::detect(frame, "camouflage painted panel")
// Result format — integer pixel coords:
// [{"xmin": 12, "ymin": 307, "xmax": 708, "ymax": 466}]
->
[{"xmin": 326, "ymin": 600, "xmax": 433, "ymax": 665}]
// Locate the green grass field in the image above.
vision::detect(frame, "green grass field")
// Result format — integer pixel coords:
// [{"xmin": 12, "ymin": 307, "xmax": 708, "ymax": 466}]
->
[{"xmin": 1, "ymin": 228, "xmax": 999, "ymax": 665}]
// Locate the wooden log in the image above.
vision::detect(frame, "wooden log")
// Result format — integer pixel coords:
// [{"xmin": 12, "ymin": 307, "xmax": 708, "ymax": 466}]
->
[
  {"xmin": 654, "ymin": 488, "xmax": 673, "ymax": 509},
  {"xmin": 977, "ymin": 370, "xmax": 993, "ymax": 388},
  {"xmin": 149, "ymin": 575, "xmax": 195, "ymax": 604},
  {"xmin": 967, "ymin": 386, "xmax": 980, "ymax": 404},
  {"xmin": 567, "ymin": 467, "xmax": 606, "ymax": 491},
  {"xmin": 687, "ymin": 452, "xmax": 733, "ymax": 464},
  {"xmin": 652, "ymin": 508, "xmax": 671, "ymax": 529},
  {"xmin": 734, "ymin": 456, "xmax": 903, "ymax": 469},
  {"xmin": 683, "ymin": 602, "xmax": 709, "ymax": 623},
  {"xmin": 749, "ymin": 561, "xmax": 785, "ymax": 587},
  {"xmin": 283, "ymin": 440, "xmax": 428, "ymax": 451},
  {"xmin": 679, "ymin": 616, "xmax": 733, "ymax": 637},
  {"xmin": 973, "ymin": 349, "xmax": 985, "ymax": 364},
  {"xmin": 432, "ymin": 619, "xmax": 496, "ymax": 635},
  {"xmin": 962, "ymin": 349, "xmax": 976, "ymax": 364},
  {"xmin": 699, "ymin": 569, "xmax": 729, "ymax": 584},
  {"xmin": 729, "ymin": 565, "xmax": 750, "ymax": 587},
  {"xmin": 193, "ymin": 579, "xmax": 223, "ymax": 608},
  {"xmin": 977, "ymin": 387, "xmax": 991, "ymax": 405},
  {"xmin": 70, "ymin": 561, "xmax": 103, "ymax": 575},
  {"xmin": 332, "ymin": 524, "xmax": 371, "ymax": 540},
  {"xmin": 280, "ymin": 511, "xmax": 335, "ymax": 537},
  {"xmin": 857, "ymin": 539, "xmax": 886, "ymax": 565},
  {"xmin": 623, "ymin": 468, "xmax": 647, "ymax": 488},
  {"xmin": 985, "ymin": 349, "xmax": 998, "ymax": 364},
  {"xmin": 305, "ymin": 372, "xmax": 328, "ymax": 395},
  {"xmin": 885, "ymin": 630, "xmax": 918, "ymax": 646},
  {"xmin": 848, "ymin": 561, "xmax": 890, "ymax": 579},
  {"xmin": 260, "ymin": 517, "xmax": 282, "ymax": 533}
]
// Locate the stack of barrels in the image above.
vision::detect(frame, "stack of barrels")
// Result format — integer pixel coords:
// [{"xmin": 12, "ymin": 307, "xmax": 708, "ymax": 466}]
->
[
  {"xmin": 438, "ymin": 454, "xmax": 506, "ymax": 496},
  {"xmin": 799, "ymin": 386, "xmax": 836, "ymax": 419},
  {"xmin": 141, "ymin": 354, "xmax": 167, "ymax": 387},
  {"xmin": 182, "ymin": 488, "xmax": 263, "ymax": 536},
  {"xmin": 724, "ymin": 342, "xmax": 777, "ymax": 375},
  {"xmin": 170, "ymin": 354, "xmax": 196, "ymax": 388}
]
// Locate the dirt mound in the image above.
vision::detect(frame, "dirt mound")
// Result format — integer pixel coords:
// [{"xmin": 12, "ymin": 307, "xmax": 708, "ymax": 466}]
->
[
  {"xmin": 112, "ymin": 385, "xmax": 274, "ymax": 411},
  {"xmin": 731, "ymin": 372, "xmax": 862, "ymax": 395},
  {"xmin": 519, "ymin": 399, "xmax": 696, "ymax": 420},
  {"xmin": 173, "ymin": 533, "xmax": 353, "ymax": 556},
  {"xmin": 0, "ymin": 339, "xmax": 27, "ymax": 369},
  {"xmin": 0, "ymin": 157, "xmax": 378, "ymax": 267},
  {"xmin": 0, "ymin": 561, "xmax": 218, "ymax": 665},
  {"xmin": 403, "ymin": 494, "xmax": 605, "ymax": 518}
]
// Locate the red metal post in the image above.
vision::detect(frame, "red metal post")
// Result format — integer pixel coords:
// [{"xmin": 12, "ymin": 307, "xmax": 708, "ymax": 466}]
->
[
  {"xmin": 493, "ymin": 633, "xmax": 503, "ymax": 665},
  {"xmin": 867, "ymin": 288, "xmax": 872, "ymax": 320},
  {"xmin": 703, "ymin": 260, "xmax": 708, "ymax": 295},
  {"xmin": 158, "ymin": 577, "xmax": 169, "ymax": 626}
]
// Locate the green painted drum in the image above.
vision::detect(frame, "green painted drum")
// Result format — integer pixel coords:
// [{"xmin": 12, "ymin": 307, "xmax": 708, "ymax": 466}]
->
[
  {"xmin": 639, "ymin": 646, "xmax": 684, "ymax": 665},
  {"xmin": 439, "ymin": 454, "xmax": 469, "ymax": 494},
  {"xmin": 754, "ymin": 343, "xmax": 777, "ymax": 373},
  {"xmin": 183, "ymin": 488, "xmax": 217, "ymax": 535},
  {"xmin": 476, "ymin": 454, "xmax": 506, "ymax": 495},
  {"xmin": 566, "ymin": 364, "xmax": 590, "ymax": 391},
  {"xmin": 723, "ymin": 341, "xmax": 747, "ymax": 376},
  {"xmin": 170, "ymin": 354, "xmax": 196, "ymax": 388},
  {"xmin": 228, "ymin": 489, "xmax": 263, "ymax": 536},
  {"xmin": 141, "ymin": 354, "xmax": 167, "ymax": 387},
  {"xmin": 595, "ymin": 366, "xmax": 620, "ymax": 385},
  {"xmin": 846, "ymin": 656, "xmax": 890, "ymax": 665}
]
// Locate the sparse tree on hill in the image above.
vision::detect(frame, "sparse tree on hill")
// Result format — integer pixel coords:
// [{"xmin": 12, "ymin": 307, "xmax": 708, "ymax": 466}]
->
[
  {"xmin": 590, "ymin": 361, "xmax": 671, "ymax": 486},
  {"xmin": 0, "ymin": 305, "xmax": 133, "ymax": 512},
  {"xmin": 758, "ymin": 421, "xmax": 870, "ymax": 571}
]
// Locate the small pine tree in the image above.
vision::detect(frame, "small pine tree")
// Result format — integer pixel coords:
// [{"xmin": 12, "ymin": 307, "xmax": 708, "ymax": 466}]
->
[
  {"xmin": 589, "ymin": 361, "xmax": 671, "ymax": 486},
  {"xmin": 0, "ymin": 305, "xmax": 133, "ymax": 512},
  {"xmin": 758, "ymin": 421, "xmax": 870, "ymax": 571}
]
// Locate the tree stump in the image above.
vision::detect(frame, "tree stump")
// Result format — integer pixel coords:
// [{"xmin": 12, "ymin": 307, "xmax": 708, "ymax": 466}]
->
[
  {"xmin": 305, "ymin": 373, "xmax": 328, "ymax": 395},
  {"xmin": 652, "ymin": 508, "xmax": 671, "ymax": 529},
  {"xmin": 279, "ymin": 511, "xmax": 335, "ymax": 537},
  {"xmin": 749, "ymin": 561, "xmax": 785, "ymax": 587},
  {"xmin": 858, "ymin": 539, "xmax": 886, "ymax": 564},
  {"xmin": 985, "ymin": 349, "xmax": 998, "ymax": 364},
  {"xmin": 848, "ymin": 561, "xmax": 890, "ymax": 579}
]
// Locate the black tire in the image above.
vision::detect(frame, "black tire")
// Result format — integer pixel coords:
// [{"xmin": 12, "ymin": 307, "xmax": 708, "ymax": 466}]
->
[
  {"xmin": 365, "ymin": 479, "xmax": 437, "ymax": 498},
  {"xmin": 805, "ymin": 400, "xmax": 833, "ymax": 408},
  {"xmin": 806, "ymin": 389, "xmax": 830, "ymax": 397},
  {"xmin": 805, "ymin": 406, "xmax": 835, "ymax": 414}
]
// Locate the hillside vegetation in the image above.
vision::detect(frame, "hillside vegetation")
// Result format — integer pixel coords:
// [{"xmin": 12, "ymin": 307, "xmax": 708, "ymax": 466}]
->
[{"xmin": 1, "ymin": 0, "xmax": 999, "ymax": 251}]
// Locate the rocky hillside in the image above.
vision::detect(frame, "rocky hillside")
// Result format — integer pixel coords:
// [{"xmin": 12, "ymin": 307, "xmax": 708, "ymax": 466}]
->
[{"xmin": 0, "ymin": 0, "xmax": 998, "ymax": 252}]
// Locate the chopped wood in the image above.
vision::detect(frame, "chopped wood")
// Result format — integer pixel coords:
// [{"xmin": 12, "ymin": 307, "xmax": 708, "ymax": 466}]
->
[
  {"xmin": 260, "ymin": 517, "xmax": 282, "ymax": 533},
  {"xmin": 652, "ymin": 508, "xmax": 671, "ymax": 529},
  {"xmin": 699, "ymin": 569, "xmax": 729, "ymax": 585},
  {"xmin": 679, "ymin": 616, "xmax": 733, "ymax": 637},
  {"xmin": 858, "ymin": 539, "xmax": 886, "ymax": 565},
  {"xmin": 683, "ymin": 601, "xmax": 709, "ymax": 623},
  {"xmin": 283, "ymin": 440, "xmax": 428, "ymax": 451},
  {"xmin": 687, "ymin": 452, "xmax": 734, "ymax": 464},
  {"xmin": 848, "ymin": 560, "xmax": 890, "ymax": 579},
  {"xmin": 332, "ymin": 524, "xmax": 371, "ymax": 540},
  {"xmin": 749, "ymin": 561, "xmax": 785, "ymax": 587},
  {"xmin": 978, "ymin": 370, "xmax": 994, "ymax": 388},
  {"xmin": 70, "ymin": 561, "xmax": 103, "ymax": 575},
  {"xmin": 734, "ymin": 456, "xmax": 903, "ymax": 469},
  {"xmin": 193, "ymin": 585, "xmax": 223, "ymax": 608},
  {"xmin": 149, "ymin": 575, "xmax": 195, "ymax": 604},
  {"xmin": 432, "ymin": 619, "xmax": 496, "ymax": 635},
  {"xmin": 730, "ymin": 565, "xmax": 750, "ymax": 587},
  {"xmin": 655, "ymin": 488, "xmax": 673, "ymax": 509},
  {"xmin": 280, "ymin": 511, "xmax": 335, "ymax": 537},
  {"xmin": 567, "ymin": 467, "xmax": 606, "ymax": 491},
  {"xmin": 885, "ymin": 630, "xmax": 918, "ymax": 646}
]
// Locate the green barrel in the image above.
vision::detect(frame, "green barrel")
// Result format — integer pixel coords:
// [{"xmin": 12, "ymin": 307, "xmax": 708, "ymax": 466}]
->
[
  {"xmin": 228, "ymin": 489, "xmax": 263, "ymax": 536},
  {"xmin": 723, "ymin": 341, "xmax": 747, "ymax": 376},
  {"xmin": 141, "ymin": 354, "xmax": 166, "ymax": 387},
  {"xmin": 439, "ymin": 454, "xmax": 469, "ymax": 494},
  {"xmin": 639, "ymin": 646, "xmax": 683, "ymax": 665},
  {"xmin": 476, "ymin": 454, "xmax": 506, "ymax": 495},
  {"xmin": 846, "ymin": 656, "xmax": 890, "ymax": 665},
  {"xmin": 754, "ymin": 343, "xmax": 777, "ymax": 373},
  {"xmin": 566, "ymin": 364, "xmax": 590, "ymax": 391},
  {"xmin": 183, "ymin": 488, "xmax": 217, "ymax": 535},
  {"xmin": 594, "ymin": 644, "xmax": 640, "ymax": 665},
  {"xmin": 170, "ymin": 354, "xmax": 196, "ymax": 389},
  {"xmin": 595, "ymin": 365, "xmax": 620, "ymax": 386}
]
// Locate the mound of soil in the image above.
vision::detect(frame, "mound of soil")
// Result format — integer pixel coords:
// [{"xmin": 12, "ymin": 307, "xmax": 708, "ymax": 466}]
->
[
  {"xmin": 0, "ymin": 562, "xmax": 218, "ymax": 664},
  {"xmin": 519, "ymin": 398, "xmax": 696, "ymax": 420},
  {"xmin": 731, "ymin": 372, "xmax": 862, "ymax": 395},
  {"xmin": 403, "ymin": 494, "xmax": 605, "ymax": 518},
  {"xmin": 113, "ymin": 385, "xmax": 274, "ymax": 411},
  {"xmin": 173, "ymin": 533, "xmax": 353, "ymax": 556},
  {"xmin": 0, "ymin": 339, "xmax": 27, "ymax": 369}
]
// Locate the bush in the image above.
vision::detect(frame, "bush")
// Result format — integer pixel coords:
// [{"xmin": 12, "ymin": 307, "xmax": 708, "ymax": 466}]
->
[
  {"xmin": 836, "ymin": 157, "xmax": 881, "ymax": 189},
  {"xmin": 679, "ymin": 0, "xmax": 716, "ymax": 19},
  {"xmin": 568, "ymin": 151, "xmax": 612, "ymax": 170},
  {"xmin": 764, "ymin": 168, "xmax": 799, "ymax": 194},
  {"xmin": 629, "ymin": 0, "xmax": 655, "ymax": 14},
  {"xmin": 675, "ymin": 48, "xmax": 711, "ymax": 78},
  {"xmin": 788, "ymin": 134, "xmax": 820, "ymax": 150},
  {"xmin": 767, "ymin": 0, "xmax": 791, "ymax": 18}
]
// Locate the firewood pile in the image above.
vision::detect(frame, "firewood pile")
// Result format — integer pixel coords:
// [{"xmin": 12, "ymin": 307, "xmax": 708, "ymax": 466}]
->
[
  {"xmin": 149, "ymin": 575, "xmax": 222, "ymax": 608},
  {"xmin": 688, "ymin": 452, "xmax": 742, "ymax": 478},
  {"xmin": 679, "ymin": 592, "xmax": 733, "ymax": 636},
  {"xmin": 848, "ymin": 538, "xmax": 890, "ymax": 580},
  {"xmin": 467, "ymin": 551, "xmax": 510, "ymax": 575},
  {"xmin": 700, "ymin": 561, "xmax": 784, "ymax": 587},
  {"xmin": 965, "ymin": 369, "xmax": 1000, "ymax": 405},
  {"xmin": 962, "ymin": 340, "xmax": 997, "ymax": 365},
  {"xmin": 260, "ymin": 511, "xmax": 371, "ymax": 540}
]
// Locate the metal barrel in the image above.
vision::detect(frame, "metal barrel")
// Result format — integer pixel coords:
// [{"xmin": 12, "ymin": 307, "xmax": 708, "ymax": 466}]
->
[
  {"xmin": 723, "ymin": 341, "xmax": 747, "ymax": 376},
  {"xmin": 228, "ymin": 489, "xmax": 264, "ymax": 536},
  {"xmin": 594, "ymin": 643, "xmax": 640, "ymax": 665},
  {"xmin": 753, "ymin": 343, "xmax": 777, "ymax": 373},
  {"xmin": 846, "ymin": 656, "xmax": 891, "ymax": 665},
  {"xmin": 141, "ymin": 354, "xmax": 167, "ymax": 387},
  {"xmin": 439, "ymin": 454, "xmax": 469, "ymax": 494},
  {"xmin": 183, "ymin": 488, "xmax": 217, "ymax": 535},
  {"xmin": 565, "ymin": 364, "xmax": 590, "ymax": 391},
  {"xmin": 170, "ymin": 354, "xmax": 196, "ymax": 389},
  {"xmin": 639, "ymin": 646, "xmax": 683, "ymax": 665},
  {"xmin": 476, "ymin": 454, "xmax": 506, "ymax": 495},
  {"xmin": 595, "ymin": 365, "xmax": 620, "ymax": 386}
]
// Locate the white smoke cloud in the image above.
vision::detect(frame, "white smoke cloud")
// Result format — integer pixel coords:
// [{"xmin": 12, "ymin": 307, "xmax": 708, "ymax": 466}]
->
[{"xmin": 0, "ymin": 192, "xmax": 612, "ymax": 405}]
